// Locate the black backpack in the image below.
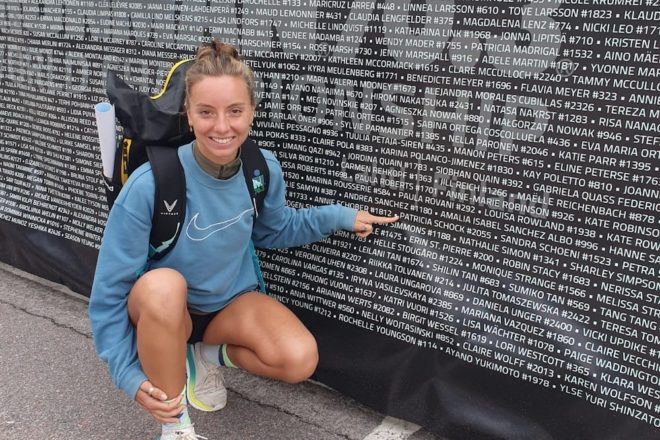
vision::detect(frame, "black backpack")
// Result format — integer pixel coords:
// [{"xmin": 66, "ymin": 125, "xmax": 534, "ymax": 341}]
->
[{"xmin": 103, "ymin": 59, "xmax": 270, "ymax": 266}]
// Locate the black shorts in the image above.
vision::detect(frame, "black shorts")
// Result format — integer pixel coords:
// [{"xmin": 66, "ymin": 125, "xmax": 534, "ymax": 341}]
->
[{"xmin": 187, "ymin": 310, "xmax": 221, "ymax": 344}]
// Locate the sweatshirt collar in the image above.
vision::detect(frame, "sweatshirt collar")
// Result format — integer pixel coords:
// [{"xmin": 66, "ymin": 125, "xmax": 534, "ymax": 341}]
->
[{"xmin": 192, "ymin": 141, "xmax": 241, "ymax": 180}]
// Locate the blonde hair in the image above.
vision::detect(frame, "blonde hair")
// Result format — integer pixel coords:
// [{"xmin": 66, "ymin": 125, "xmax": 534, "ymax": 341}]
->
[{"xmin": 185, "ymin": 39, "xmax": 256, "ymax": 106}]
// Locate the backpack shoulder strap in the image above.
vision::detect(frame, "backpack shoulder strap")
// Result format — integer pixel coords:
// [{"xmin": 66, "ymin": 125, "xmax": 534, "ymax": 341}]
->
[
  {"xmin": 240, "ymin": 138, "xmax": 269, "ymax": 218},
  {"xmin": 146, "ymin": 146, "xmax": 186, "ymax": 260}
]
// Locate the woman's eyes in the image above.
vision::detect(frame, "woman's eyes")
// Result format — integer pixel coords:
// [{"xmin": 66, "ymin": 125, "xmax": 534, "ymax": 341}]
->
[{"xmin": 197, "ymin": 108, "xmax": 244, "ymax": 117}]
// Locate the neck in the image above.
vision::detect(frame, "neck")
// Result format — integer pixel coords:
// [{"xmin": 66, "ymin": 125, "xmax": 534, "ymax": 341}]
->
[{"xmin": 193, "ymin": 142, "xmax": 241, "ymax": 179}]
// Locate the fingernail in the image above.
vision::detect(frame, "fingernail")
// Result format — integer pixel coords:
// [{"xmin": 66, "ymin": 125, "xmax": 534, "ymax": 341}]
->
[{"xmin": 177, "ymin": 412, "xmax": 183, "ymax": 419}]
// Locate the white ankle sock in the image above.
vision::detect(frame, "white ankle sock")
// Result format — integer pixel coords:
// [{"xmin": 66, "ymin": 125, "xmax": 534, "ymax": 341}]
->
[
  {"xmin": 201, "ymin": 343, "xmax": 222, "ymax": 366},
  {"xmin": 162, "ymin": 387, "xmax": 192, "ymax": 434},
  {"xmin": 201, "ymin": 343, "xmax": 236, "ymax": 368}
]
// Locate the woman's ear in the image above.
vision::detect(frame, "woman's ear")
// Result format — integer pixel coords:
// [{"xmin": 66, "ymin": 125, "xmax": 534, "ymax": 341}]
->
[{"xmin": 183, "ymin": 101, "xmax": 190, "ymax": 120}]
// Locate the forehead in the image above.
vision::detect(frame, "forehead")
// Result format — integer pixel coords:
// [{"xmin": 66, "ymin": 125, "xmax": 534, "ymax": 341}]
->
[{"xmin": 188, "ymin": 75, "xmax": 251, "ymax": 106}]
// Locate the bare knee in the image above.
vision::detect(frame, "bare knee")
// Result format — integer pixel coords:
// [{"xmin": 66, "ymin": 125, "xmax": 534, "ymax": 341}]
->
[
  {"xmin": 129, "ymin": 268, "xmax": 188, "ymax": 326},
  {"xmin": 279, "ymin": 334, "xmax": 319, "ymax": 383}
]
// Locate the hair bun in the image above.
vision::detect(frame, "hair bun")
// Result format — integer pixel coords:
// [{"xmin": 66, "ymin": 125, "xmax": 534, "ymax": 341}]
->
[
  {"xmin": 211, "ymin": 39, "xmax": 239, "ymax": 60},
  {"xmin": 195, "ymin": 38, "xmax": 240, "ymax": 63}
]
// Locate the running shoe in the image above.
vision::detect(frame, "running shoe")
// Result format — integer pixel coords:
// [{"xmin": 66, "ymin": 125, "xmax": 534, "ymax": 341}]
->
[{"xmin": 186, "ymin": 343, "xmax": 227, "ymax": 412}]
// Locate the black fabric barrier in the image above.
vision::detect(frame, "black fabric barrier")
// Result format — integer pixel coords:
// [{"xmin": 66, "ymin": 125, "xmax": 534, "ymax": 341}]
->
[
  {"xmin": 0, "ymin": 1, "xmax": 659, "ymax": 438},
  {"xmin": 0, "ymin": 219, "xmax": 96, "ymax": 294},
  {"xmin": 302, "ymin": 307, "xmax": 657, "ymax": 440}
]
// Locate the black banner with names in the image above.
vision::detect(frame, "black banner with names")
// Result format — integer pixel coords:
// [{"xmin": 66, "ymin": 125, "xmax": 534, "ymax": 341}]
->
[{"xmin": 0, "ymin": 1, "xmax": 658, "ymax": 438}]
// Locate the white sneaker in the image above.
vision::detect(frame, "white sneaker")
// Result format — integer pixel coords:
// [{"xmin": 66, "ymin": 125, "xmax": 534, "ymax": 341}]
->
[
  {"xmin": 159, "ymin": 424, "xmax": 207, "ymax": 440},
  {"xmin": 186, "ymin": 343, "xmax": 227, "ymax": 412}
]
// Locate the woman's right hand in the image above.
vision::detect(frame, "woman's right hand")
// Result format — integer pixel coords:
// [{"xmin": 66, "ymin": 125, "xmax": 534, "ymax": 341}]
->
[{"xmin": 136, "ymin": 380, "xmax": 184, "ymax": 424}]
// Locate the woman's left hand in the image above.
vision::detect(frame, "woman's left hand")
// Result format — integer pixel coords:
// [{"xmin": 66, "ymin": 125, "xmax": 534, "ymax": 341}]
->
[{"xmin": 353, "ymin": 211, "xmax": 399, "ymax": 238}]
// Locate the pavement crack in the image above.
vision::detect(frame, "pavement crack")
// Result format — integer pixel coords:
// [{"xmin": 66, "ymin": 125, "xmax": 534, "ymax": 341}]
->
[
  {"xmin": 228, "ymin": 388, "xmax": 354, "ymax": 440},
  {"xmin": 0, "ymin": 299, "xmax": 91, "ymax": 339}
]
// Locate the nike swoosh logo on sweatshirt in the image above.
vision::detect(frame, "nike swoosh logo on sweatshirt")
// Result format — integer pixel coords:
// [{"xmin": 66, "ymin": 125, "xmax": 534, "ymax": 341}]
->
[{"xmin": 185, "ymin": 209, "xmax": 254, "ymax": 241}]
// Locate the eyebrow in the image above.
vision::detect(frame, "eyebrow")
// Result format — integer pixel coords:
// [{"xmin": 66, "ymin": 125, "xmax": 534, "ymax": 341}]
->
[{"xmin": 193, "ymin": 102, "xmax": 249, "ymax": 109}]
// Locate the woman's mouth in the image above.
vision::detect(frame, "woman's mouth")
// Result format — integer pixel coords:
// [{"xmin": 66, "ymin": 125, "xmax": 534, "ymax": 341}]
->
[{"xmin": 210, "ymin": 136, "xmax": 234, "ymax": 145}]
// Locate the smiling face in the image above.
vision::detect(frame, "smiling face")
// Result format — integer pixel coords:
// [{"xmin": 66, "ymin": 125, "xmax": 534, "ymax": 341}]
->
[{"xmin": 186, "ymin": 75, "xmax": 255, "ymax": 165}]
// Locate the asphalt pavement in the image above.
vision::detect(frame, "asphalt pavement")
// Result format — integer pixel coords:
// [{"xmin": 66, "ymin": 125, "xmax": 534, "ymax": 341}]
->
[{"xmin": 0, "ymin": 262, "xmax": 444, "ymax": 440}]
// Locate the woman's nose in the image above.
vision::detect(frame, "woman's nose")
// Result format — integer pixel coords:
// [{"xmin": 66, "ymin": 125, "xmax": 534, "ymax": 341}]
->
[{"xmin": 214, "ymin": 114, "xmax": 229, "ymax": 132}]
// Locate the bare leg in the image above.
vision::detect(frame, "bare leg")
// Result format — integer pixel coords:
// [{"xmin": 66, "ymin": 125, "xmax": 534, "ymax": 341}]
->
[
  {"xmin": 203, "ymin": 292, "xmax": 318, "ymax": 383},
  {"xmin": 128, "ymin": 268, "xmax": 193, "ymax": 398}
]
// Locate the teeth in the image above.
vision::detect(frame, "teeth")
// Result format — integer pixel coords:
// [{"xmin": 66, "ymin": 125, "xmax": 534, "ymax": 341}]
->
[{"xmin": 211, "ymin": 137, "xmax": 233, "ymax": 145}]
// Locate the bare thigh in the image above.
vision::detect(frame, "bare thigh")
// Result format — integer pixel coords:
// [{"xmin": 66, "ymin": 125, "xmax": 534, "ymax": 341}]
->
[{"xmin": 203, "ymin": 291, "xmax": 318, "ymax": 383}]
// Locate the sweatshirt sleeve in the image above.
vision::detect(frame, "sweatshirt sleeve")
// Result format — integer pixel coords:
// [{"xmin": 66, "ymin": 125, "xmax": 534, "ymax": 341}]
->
[
  {"xmin": 252, "ymin": 150, "xmax": 357, "ymax": 249},
  {"xmin": 88, "ymin": 170, "xmax": 154, "ymax": 399}
]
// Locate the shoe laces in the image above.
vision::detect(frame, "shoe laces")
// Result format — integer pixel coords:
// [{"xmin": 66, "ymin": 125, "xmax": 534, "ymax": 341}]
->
[
  {"xmin": 174, "ymin": 431, "xmax": 207, "ymax": 440},
  {"xmin": 198, "ymin": 363, "xmax": 224, "ymax": 392},
  {"xmin": 167, "ymin": 426, "xmax": 208, "ymax": 440}
]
